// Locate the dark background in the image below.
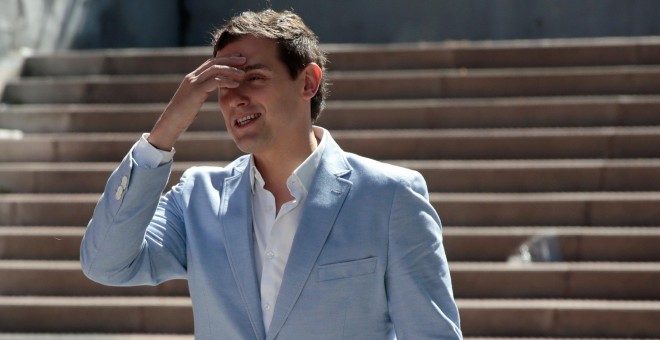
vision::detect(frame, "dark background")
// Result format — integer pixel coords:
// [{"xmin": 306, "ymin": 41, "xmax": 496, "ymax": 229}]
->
[{"xmin": 69, "ymin": 0, "xmax": 660, "ymax": 48}]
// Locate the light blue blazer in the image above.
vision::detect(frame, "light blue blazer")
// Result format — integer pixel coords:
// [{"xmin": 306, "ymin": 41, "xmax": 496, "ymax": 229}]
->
[{"xmin": 81, "ymin": 131, "xmax": 462, "ymax": 339}]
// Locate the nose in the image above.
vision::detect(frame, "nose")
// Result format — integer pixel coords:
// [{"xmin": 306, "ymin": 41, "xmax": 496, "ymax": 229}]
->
[{"xmin": 221, "ymin": 86, "xmax": 249, "ymax": 108}]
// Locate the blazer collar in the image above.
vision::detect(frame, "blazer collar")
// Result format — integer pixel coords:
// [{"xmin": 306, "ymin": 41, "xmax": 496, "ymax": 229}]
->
[
  {"xmin": 219, "ymin": 156, "xmax": 267, "ymax": 340},
  {"xmin": 267, "ymin": 131, "xmax": 353, "ymax": 340},
  {"xmin": 219, "ymin": 131, "xmax": 353, "ymax": 340}
]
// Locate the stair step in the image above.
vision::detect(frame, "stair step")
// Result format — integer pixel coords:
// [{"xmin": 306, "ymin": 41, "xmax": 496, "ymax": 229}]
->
[
  {"xmin": 402, "ymin": 159, "xmax": 660, "ymax": 193},
  {"xmin": 434, "ymin": 192, "xmax": 660, "ymax": 226},
  {"xmin": 2, "ymin": 226, "xmax": 659, "ymax": 262},
  {"xmin": 463, "ymin": 338, "xmax": 652, "ymax": 340},
  {"xmin": 1, "ymin": 296, "xmax": 657, "ymax": 337},
  {"xmin": 1, "ymin": 192, "xmax": 660, "ymax": 227},
  {"xmin": 0, "ymin": 194, "xmax": 97, "ymax": 226},
  {"xmin": 0, "ymin": 296, "xmax": 193, "ymax": 334},
  {"xmin": 0, "ymin": 227, "xmax": 82, "ymax": 260},
  {"xmin": 445, "ymin": 227, "xmax": 660, "ymax": 262},
  {"xmin": 320, "ymin": 95, "xmax": 660, "ymax": 130},
  {"xmin": 451, "ymin": 262, "xmax": 660, "ymax": 300},
  {"xmin": 1, "ymin": 127, "xmax": 660, "ymax": 162},
  {"xmin": 1, "ymin": 260, "xmax": 658, "ymax": 300},
  {"xmin": 5, "ymin": 66, "xmax": 660, "ymax": 104},
  {"xmin": 0, "ymin": 260, "xmax": 187, "ymax": 297},
  {"xmin": 21, "ymin": 36, "xmax": 660, "ymax": 77},
  {"xmin": 329, "ymin": 66, "xmax": 660, "ymax": 101},
  {"xmin": 0, "ymin": 335, "xmax": 192, "ymax": 340},
  {"xmin": 0, "ymin": 162, "xmax": 197, "ymax": 194},
  {"xmin": 327, "ymin": 37, "xmax": 660, "ymax": 71},
  {"xmin": 3, "ymin": 95, "xmax": 660, "ymax": 133},
  {"xmin": 458, "ymin": 299, "xmax": 660, "ymax": 338},
  {"xmin": 2, "ymin": 159, "xmax": 660, "ymax": 194}
]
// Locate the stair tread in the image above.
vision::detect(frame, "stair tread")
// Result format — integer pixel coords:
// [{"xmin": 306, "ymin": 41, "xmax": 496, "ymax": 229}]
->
[
  {"xmin": 0, "ymin": 335, "xmax": 193, "ymax": 340},
  {"xmin": 445, "ymin": 226, "xmax": 660, "ymax": 235},
  {"xmin": 3, "ymin": 191, "xmax": 660, "ymax": 201},
  {"xmin": 3, "ymin": 225, "xmax": 660, "ymax": 232},
  {"xmin": 2, "ymin": 126, "xmax": 660, "ymax": 142},
  {"xmin": 2, "ymin": 94, "xmax": 660, "ymax": 112},
  {"xmin": 433, "ymin": 191, "xmax": 660, "ymax": 200},
  {"xmin": 0, "ymin": 226, "xmax": 83, "ymax": 236},
  {"xmin": 3, "ymin": 259, "xmax": 660, "ymax": 271},
  {"xmin": 25, "ymin": 35, "xmax": 660, "ymax": 57},
  {"xmin": 12, "ymin": 64, "xmax": 660, "ymax": 82},
  {"xmin": 3, "ymin": 158, "xmax": 660, "ymax": 171},
  {"xmin": 0, "ymin": 296, "xmax": 191, "ymax": 306},
  {"xmin": 1, "ymin": 296, "xmax": 659, "ymax": 309},
  {"xmin": 451, "ymin": 262, "xmax": 660, "ymax": 271},
  {"xmin": 457, "ymin": 299, "xmax": 660, "ymax": 310}
]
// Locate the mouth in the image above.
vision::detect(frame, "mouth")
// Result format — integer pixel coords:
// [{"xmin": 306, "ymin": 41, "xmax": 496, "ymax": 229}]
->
[{"xmin": 235, "ymin": 112, "xmax": 262, "ymax": 127}]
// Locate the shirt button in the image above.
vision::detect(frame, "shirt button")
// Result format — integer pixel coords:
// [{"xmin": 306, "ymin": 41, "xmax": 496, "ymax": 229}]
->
[
  {"xmin": 264, "ymin": 303, "xmax": 271, "ymax": 310},
  {"xmin": 121, "ymin": 176, "xmax": 128, "ymax": 189},
  {"xmin": 266, "ymin": 251, "xmax": 275, "ymax": 259},
  {"xmin": 266, "ymin": 205, "xmax": 273, "ymax": 212}
]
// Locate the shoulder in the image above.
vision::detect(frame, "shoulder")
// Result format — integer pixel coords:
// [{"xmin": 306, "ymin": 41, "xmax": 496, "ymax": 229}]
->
[
  {"xmin": 344, "ymin": 153, "xmax": 427, "ymax": 196},
  {"xmin": 345, "ymin": 153, "xmax": 421, "ymax": 181},
  {"xmin": 178, "ymin": 155, "xmax": 250, "ymax": 187}
]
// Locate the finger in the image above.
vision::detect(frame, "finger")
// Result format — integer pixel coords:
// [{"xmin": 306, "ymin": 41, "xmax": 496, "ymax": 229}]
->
[
  {"xmin": 196, "ymin": 64, "xmax": 245, "ymax": 84},
  {"xmin": 213, "ymin": 76, "xmax": 240, "ymax": 89},
  {"xmin": 191, "ymin": 73, "xmax": 241, "ymax": 96},
  {"xmin": 193, "ymin": 56, "xmax": 246, "ymax": 76}
]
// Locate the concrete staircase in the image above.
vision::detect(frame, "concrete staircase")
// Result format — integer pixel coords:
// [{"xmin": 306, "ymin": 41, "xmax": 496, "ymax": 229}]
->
[{"xmin": 1, "ymin": 36, "xmax": 660, "ymax": 338}]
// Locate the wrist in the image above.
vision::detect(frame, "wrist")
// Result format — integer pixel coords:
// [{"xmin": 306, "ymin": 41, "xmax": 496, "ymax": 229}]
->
[{"xmin": 147, "ymin": 128, "xmax": 178, "ymax": 151}]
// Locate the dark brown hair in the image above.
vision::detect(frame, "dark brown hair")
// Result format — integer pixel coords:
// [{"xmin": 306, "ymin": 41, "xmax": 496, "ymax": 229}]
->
[{"xmin": 212, "ymin": 10, "xmax": 328, "ymax": 122}]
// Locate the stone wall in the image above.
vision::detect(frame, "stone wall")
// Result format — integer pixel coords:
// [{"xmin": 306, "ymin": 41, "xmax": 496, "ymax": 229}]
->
[
  {"xmin": 0, "ymin": 0, "xmax": 84, "ymax": 54},
  {"xmin": 1, "ymin": 0, "xmax": 660, "ymax": 52}
]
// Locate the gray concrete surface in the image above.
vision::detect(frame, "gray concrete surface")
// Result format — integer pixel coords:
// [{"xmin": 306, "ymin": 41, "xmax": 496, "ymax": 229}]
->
[{"xmin": 2, "ymin": 0, "xmax": 660, "ymax": 53}]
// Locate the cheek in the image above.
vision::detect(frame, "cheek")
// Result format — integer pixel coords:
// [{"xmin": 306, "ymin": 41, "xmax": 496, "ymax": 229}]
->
[
  {"xmin": 217, "ymin": 90, "xmax": 227, "ymax": 107},
  {"xmin": 218, "ymin": 99, "xmax": 231, "ymax": 127},
  {"xmin": 220, "ymin": 110, "xmax": 231, "ymax": 125},
  {"xmin": 217, "ymin": 92, "xmax": 231, "ymax": 111}
]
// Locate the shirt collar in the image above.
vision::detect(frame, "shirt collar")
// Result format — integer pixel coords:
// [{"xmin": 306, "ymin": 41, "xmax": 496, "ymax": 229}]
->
[{"xmin": 249, "ymin": 126, "xmax": 326, "ymax": 195}]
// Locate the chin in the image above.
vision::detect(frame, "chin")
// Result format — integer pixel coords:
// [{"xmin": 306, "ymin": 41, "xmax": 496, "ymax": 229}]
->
[{"xmin": 232, "ymin": 138, "xmax": 260, "ymax": 155}]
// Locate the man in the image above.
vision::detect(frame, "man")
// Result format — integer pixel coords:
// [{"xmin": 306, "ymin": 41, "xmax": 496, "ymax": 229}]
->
[{"xmin": 81, "ymin": 9, "xmax": 462, "ymax": 340}]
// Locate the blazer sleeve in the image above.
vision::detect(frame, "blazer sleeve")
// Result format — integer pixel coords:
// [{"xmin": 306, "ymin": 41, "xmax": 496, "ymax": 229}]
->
[
  {"xmin": 80, "ymin": 145, "xmax": 188, "ymax": 286},
  {"xmin": 386, "ymin": 172, "xmax": 463, "ymax": 339}
]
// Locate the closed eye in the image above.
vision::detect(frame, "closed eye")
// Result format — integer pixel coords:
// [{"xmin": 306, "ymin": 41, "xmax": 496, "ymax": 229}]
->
[{"xmin": 246, "ymin": 74, "xmax": 266, "ymax": 81}]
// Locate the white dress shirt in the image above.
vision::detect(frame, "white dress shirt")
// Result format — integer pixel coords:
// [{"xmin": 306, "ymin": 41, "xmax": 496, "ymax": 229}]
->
[
  {"xmin": 249, "ymin": 127, "xmax": 325, "ymax": 331},
  {"xmin": 132, "ymin": 133, "xmax": 175, "ymax": 168},
  {"xmin": 132, "ymin": 127, "xmax": 326, "ymax": 332}
]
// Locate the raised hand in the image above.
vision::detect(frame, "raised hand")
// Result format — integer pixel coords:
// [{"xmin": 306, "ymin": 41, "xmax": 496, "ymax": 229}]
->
[{"xmin": 147, "ymin": 55, "xmax": 247, "ymax": 150}]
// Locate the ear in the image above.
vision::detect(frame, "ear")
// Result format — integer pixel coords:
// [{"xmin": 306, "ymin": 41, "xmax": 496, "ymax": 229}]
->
[{"xmin": 301, "ymin": 63, "xmax": 323, "ymax": 100}]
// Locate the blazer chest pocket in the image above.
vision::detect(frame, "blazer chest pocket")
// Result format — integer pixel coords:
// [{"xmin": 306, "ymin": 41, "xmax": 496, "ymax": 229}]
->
[{"xmin": 317, "ymin": 257, "xmax": 377, "ymax": 282}]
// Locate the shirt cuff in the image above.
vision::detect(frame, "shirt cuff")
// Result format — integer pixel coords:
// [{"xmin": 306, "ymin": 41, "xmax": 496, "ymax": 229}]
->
[{"xmin": 132, "ymin": 133, "xmax": 175, "ymax": 168}]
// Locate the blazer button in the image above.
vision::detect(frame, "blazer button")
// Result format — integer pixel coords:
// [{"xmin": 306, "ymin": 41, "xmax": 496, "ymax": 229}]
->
[
  {"xmin": 121, "ymin": 176, "xmax": 129, "ymax": 189},
  {"xmin": 115, "ymin": 185, "xmax": 124, "ymax": 201}
]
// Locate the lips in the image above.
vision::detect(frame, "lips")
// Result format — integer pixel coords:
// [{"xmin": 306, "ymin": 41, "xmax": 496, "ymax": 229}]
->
[{"xmin": 235, "ymin": 113, "xmax": 261, "ymax": 127}]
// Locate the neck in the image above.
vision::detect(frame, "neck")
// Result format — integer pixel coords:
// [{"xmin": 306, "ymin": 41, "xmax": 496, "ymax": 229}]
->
[{"xmin": 253, "ymin": 128, "xmax": 318, "ymax": 211}]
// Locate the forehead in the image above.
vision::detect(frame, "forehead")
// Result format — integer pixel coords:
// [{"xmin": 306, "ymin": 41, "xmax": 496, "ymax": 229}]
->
[{"xmin": 215, "ymin": 35, "xmax": 279, "ymax": 62}]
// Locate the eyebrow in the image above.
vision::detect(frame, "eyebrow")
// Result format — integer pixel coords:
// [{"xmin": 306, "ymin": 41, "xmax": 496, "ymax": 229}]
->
[{"xmin": 241, "ymin": 64, "xmax": 271, "ymax": 72}]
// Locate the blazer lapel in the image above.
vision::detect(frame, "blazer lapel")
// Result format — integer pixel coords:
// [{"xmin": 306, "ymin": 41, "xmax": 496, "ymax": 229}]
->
[
  {"xmin": 267, "ymin": 137, "xmax": 353, "ymax": 340},
  {"xmin": 220, "ymin": 158, "xmax": 266, "ymax": 340}
]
